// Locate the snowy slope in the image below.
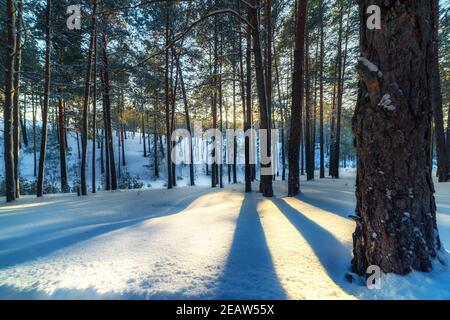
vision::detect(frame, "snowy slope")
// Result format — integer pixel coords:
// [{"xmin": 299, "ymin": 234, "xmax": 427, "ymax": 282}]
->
[{"xmin": 0, "ymin": 173, "xmax": 449, "ymax": 300}]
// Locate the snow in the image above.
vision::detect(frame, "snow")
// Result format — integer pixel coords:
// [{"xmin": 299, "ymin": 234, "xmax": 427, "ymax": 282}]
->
[
  {"xmin": 378, "ymin": 94, "xmax": 396, "ymax": 112},
  {"xmin": 358, "ymin": 57, "xmax": 383, "ymax": 78},
  {"xmin": 1, "ymin": 169, "xmax": 450, "ymax": 300}
]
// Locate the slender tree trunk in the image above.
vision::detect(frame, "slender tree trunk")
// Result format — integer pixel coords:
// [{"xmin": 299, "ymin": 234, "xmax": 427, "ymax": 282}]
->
[
  {"xmin": 21, "ymin": 102, "xmax": 28, "ymax": 147},
  {"xmin": 249, "ymin": 0, "xmax": 273, "ymax": 197},
  {"xmin": 165, "ymin": 2, "xmax": 173, "ymax": 189},
  {"xmin": 3, "ymin": 0, "xmax": 16, "ymax": 202},
  {"xmin": 101, "ymin": 32, "xmax": 116, "ymax": 190},
  {"xmin": 265, "ymin": 0, "xmax": 273, "ymax": 179},
  {"xmin": 32, "ymin": 92, "xmax": 37, "ymax": 177},
  {"xmin": 288, "ymin": 0, "xmax": 307, "ymax": 196},
  {"xmin": 219, "ymin": 33, "xmax": 224, "ymax": 189},
  {"xmin": 430, "ymin": 0, "xmax": 449, "ymax": 182},
  {"xmin": 13, "ymin": 0, "xmax": 23, "ymax": 198},
  {"xmin": 153, "ymin": 99, "xmax": 159, "ymax": 178},
  {"xmin": 175, "ymin": 53, "xmax": 195, "ymax": 186},
  {"xmin": 58, "ymin": 96, "xmax": 68, "ymax": 192},
  {"xmin": 37, "ymin": 0, "xmax": 51, "ymax": 198},
  {"xmin": 80, "ymin": 0, "xmax": 97, "ymax": 195},
  {"xmin": 211, "ymin": 23, "xmax": 219, "ymax": 188},
  {"xmin": 319, "ymin": 0, "xmax": 325, "ymax": 179},
  {"xmin": 241, "ymin": 1, "xmax": 252, "ymax": 193},
  {"xmin": 92, "ymin": 30, "xmax": 97, "ymax": 193},
  {"xmin": 352, "ymin": 0, "xmax": 442, "ymax": 275},
  {"xmin": 142, "ymin": 104, "xmax": 147, "ymax": 158},
  {"xmin": 274, "ymin": 51, "xmax": 286, "ymax": 181},
  {"xmin": 305, "ymin": 29, "xmax": 313, "ymax": 181}
]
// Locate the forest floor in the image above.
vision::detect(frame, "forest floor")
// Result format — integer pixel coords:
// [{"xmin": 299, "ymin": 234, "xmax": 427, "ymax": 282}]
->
[{"xmin": 1, "ymin": 172, "xmax": 450, "ymax": 300}]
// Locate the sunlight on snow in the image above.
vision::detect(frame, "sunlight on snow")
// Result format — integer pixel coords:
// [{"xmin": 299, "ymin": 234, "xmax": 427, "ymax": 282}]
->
[{"xmin": 257, "ymin": 198, "xmax": 355, "ymax": 300}]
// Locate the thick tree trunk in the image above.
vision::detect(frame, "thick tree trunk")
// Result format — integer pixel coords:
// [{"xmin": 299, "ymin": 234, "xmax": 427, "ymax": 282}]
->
[
  {"xmin": 37, "ymin": 0, "xmax": 51, "ymax": 198},
  {"xmin": 249, "ymin": 0, "xmax": 273, "ymax": 197},
  {"xmin": 352, "ymin": 0, "xmax": 442, "ymax": 275},
  {"xmin": 288, "ymin": 0, "xmax": 307, "ymax": 196},
  {"xmin": 3, "ymin": 0, "xmax": 16, "ymax": 202}
]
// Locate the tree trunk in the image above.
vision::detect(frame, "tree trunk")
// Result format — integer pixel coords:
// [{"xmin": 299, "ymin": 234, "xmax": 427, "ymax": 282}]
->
[
  {"xmin": 80, "ymin": 0, "xmax": 97, "ymax": 196},
  {"xmin": 142, "ymin": 104, "xmax": 147, "ymax": 158},
  {"xmin": 319, "ymin": 0, "xmax": 325, "ymax": 179},
  {"xmin": 352, "ymin": 0, "xmax": 442, "ymax": 275},
  {"xmin": 32, "ymin": 92, "xmax": 37, "ymax": 177},
  {"xmin": 3, "ymin": 0, "xmax": 16, "ymax": 202},
  {"xmin": 92, "ymin": 30, "xmax": 97, "ymax": 193},
  {"xmin": 165, "ymin": 2, "xmax": 173, "ymax": 189},
  {"xmin": 241, "ymin": 1, "xmax": 252, "ymax": 193},
  {"xmin": 430, "ymin": 0, "xmax": 449, "ymax": 182},
  {"xmin": 249, "ymin": 0, "xmax": 273, "ymax": 197},
  {"xmin": 288, "ymin": 0, "xmax": 307, "ymax": 196},
  {"xmin": 305, "ymin": 28, "xmax": 313, "ymax": 181},
  {"xmin": 37, "ymin": 0, "xmax": 51, "ymax": 198},
  {"xmin": 13, "ymin": 0, "xmax": 23, "ymax": 198},
  {"xmin": 175, "ymin": 52, "xmax": 195, "ymax": 186},
  {"xmin": 101, "ymin": 32, "xmax": 117, "ymax": 190}
]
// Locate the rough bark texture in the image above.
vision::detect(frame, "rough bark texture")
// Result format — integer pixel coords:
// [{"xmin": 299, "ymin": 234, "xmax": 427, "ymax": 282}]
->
[{"xmin": 352, "ymin": 0, "xmax": 442, "ymax": 275}]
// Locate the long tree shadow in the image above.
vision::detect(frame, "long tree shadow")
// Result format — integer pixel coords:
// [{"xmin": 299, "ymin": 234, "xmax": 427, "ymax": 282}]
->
[
  {"xmin": 215, "ymin": 194, "xmax": 286, "ymax": 299},
  {"xmin": 297, "ymin": 191, "xmax": 355, "ymax": 219},
  {"xmin": 0, "ymin": 189, "xmax": 209, "ymax": 269},
  {"xmin": 271, "ymin": 197, "xmax": 353, "ymax": 293}
]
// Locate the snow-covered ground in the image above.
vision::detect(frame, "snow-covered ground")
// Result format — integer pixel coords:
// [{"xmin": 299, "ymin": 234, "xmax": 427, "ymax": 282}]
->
[{"xmin": 1, "ymin": 170, "xmax": 449, "ymax": 300}]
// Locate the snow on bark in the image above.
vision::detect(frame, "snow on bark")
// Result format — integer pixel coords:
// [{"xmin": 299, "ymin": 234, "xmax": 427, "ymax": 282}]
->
[{"xmin": 358, "ymin": 57, "xmax": 383, "ymax": 78}]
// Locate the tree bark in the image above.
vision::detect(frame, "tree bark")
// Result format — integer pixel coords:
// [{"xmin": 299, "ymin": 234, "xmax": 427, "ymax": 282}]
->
[
  {"xmin": 288, "ymin": 0, "xmax": 307, "ymax": 196},
  {"xmin": 92, "ymin": 30, "xmax": 97, "ymax": 193},
  {"xmin": 37, "ymin": 0, "xmax": 52, "ymax": 198},
  {"xmin": 3, "ymin": 0, "xmax": 16, "ymax": 202},
  {"xmin": 165, "ymin": 2, "xmax": 173, "ymax": 189},
  {"xmin": 80, "ymin": 0, "xmax": 97, "ymax": 196},
  {"xmin": 319, "ymin": 0, "xmax": 325, "ymax": 179},
  {"xmin": 101, "ymin": 32, "xmax": 117, "ymax": 191},
  {"xmin": 249, "ymin": 0, "xmax": 273, "ymax": 197},
  {"xmin": 352, "ymin": 0, "xmax": 442, "ymax": 275},
  {"xmin": 13, "ymin": 0, "xmax": 23, "ymax": 198},
  {"xmin": 430, "ymin": 0, "xmax": 449, "ymax": 182},
  {"xmin": 175, "ymin": 52, "xmax": 195, "ymax": 186}
]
